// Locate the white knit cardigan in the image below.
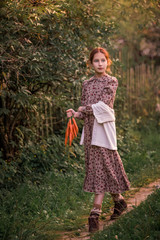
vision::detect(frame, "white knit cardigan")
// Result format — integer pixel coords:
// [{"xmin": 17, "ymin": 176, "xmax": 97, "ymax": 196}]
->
[{"xmin": 80, "ymin": 101, "xmax": 117, "ymax": 150}]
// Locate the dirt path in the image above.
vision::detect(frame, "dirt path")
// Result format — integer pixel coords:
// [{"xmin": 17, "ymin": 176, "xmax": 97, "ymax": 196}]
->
[{"xmin": 60, "ymin": 179, "xmax": 160, "ymax": 240}]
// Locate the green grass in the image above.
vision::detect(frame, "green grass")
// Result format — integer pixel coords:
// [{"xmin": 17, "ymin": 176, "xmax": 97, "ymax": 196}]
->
[
  {"xmin": 0, "ymin": 126, "xmax": 160, "ymax": 239},
  {"xmin": 118, "ymin": 125, "xmax": 160, "ymax": 188},
  {"xmin": 92, "ymin": 189, "xmax": 160, "ymax": 240},
  {"xmin": 0, "ymin": 170, "xmax": 91, "ymax": 239}
]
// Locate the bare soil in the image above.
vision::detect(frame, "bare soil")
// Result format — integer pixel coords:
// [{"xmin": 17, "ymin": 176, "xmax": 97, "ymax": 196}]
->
[{"xmin": 59, "ymin": 179, "xmax": 160, "ymax": 240}]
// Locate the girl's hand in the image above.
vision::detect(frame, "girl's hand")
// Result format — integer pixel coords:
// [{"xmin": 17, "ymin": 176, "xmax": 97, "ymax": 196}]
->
[
  {"xmin": 74, "ymin": 112, "xmax": 80, "ymax": 118},
  {"xmin": 66, "ymin": 108, "xmax": 75, "ymax": 118},
  {"xmin": 78, "ymin": 106, "xmax": 86, "ymax": 112}
]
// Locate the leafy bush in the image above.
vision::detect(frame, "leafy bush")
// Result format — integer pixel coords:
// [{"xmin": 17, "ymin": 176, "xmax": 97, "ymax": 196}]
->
[
  {"xmin": 0, "ymin": 0, "xmax": 115, "ymax": 161},
  {"xmin": 0, "ymin": 131, "xmax": 85, "ymax": 188}
]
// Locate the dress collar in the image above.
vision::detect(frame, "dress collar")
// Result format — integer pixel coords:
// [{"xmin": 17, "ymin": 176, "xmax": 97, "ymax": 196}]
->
[{"xmin": 88, "ymin": 74, "xmax": 109, "ymax": 82}]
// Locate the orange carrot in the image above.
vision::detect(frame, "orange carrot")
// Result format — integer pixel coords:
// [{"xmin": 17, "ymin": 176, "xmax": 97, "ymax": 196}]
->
[
  {"xmin": 72, "ymin": 123, "xmax": 77, "ymax": 138},
  {"xmin": 72, "ymin": 123, "xmax": 75, "ymax": 138},
  {"xmin": 65, "ymin": 117, "xmax": 79, "ymax": 147},
  {"xmin": 72, "ymin": 117, "xmax": 78, "ymax": 134},
  {"xmin": 69, "ymin": 121, "xmax": 73, "ymax": 146}
]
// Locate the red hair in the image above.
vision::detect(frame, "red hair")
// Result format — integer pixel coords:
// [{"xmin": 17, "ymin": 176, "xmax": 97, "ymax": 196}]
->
[{"xmin": 89, "ymin": 47, "xmax": 112, "ymax": 72}]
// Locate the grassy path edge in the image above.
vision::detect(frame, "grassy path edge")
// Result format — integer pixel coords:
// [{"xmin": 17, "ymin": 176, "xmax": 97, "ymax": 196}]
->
[{"xmin": 59, "ymin": 178, "xmax": 160, "ymax": 240}]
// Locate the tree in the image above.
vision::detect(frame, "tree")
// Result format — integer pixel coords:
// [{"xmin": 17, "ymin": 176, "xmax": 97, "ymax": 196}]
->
[{"xmin": 98, "ymin": 0, "xmax": 160, "ymax": 63}]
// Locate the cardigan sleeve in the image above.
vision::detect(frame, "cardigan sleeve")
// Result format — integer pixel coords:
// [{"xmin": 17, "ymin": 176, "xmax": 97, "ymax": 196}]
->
[{"xmin": 99, "ymin": 77, "xmax": 118, "ymax": 108}]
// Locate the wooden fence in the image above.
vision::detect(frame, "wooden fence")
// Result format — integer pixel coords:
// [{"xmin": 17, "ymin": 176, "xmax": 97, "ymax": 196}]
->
[{"xmin": 112, "ymin": 49, "xmax": 160, "ymax": 115}]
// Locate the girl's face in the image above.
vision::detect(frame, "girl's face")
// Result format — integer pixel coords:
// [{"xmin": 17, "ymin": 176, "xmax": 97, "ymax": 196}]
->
[{"xmin": 91, "ymin": 52, "xmax": 107, "ymax": 76}]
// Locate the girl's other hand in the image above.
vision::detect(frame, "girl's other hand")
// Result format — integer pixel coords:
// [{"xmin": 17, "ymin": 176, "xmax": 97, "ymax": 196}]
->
[
  {"xmin": 66, "ymin": 108, "xmax": 75, "ymax": 118},
  {"xmin": 78, "ymin": 106, "xmax": 86, "ymax": 112}
]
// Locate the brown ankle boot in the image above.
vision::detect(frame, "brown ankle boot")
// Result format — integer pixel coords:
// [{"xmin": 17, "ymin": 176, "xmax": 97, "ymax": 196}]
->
[
  {"xmin": 110, "ymin": 199, "xmax": 127, "ymax": 220},
  {"xmin": 88, "ymin": 212, "xmax": 99, "ymax": 232}
]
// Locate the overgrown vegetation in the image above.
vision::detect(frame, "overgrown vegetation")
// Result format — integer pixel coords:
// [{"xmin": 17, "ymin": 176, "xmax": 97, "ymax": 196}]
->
[
  {"xmin": 0, "ymin": 122, "xmax": 160, "ymax": 239},
  {"xmin": 0, "ymin": 0, "xmax": 115, "ymax": 161},
  {"xmin": 93, "ymin": 188, "xmax": 160, "ymax": 240}
]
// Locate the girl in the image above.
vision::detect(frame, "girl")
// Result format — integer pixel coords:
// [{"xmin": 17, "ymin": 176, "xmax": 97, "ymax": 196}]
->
[{"xmin": 66, "ymin": 47, "xmax": 130, "ymax": 232}]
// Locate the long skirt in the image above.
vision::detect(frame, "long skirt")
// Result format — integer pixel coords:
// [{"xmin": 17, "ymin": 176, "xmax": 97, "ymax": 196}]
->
[{"xmin": 83, "ymin": 115, "xmax": 130, "ymax": 194}]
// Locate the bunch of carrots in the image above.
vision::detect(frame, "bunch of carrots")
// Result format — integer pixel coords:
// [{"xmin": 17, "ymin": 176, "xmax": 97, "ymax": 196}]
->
[{"xmin": 65, "ymin": 117, "xmax": 79, "ymax": 146}]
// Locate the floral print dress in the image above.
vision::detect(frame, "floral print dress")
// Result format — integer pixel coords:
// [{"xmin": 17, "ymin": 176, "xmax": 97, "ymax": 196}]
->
[{"xmin": 78, "ymin": 74, "xmax": 130, "ymax": 194}]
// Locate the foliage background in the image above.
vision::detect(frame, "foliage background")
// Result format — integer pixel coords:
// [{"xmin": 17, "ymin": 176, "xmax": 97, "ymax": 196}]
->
[
  {"xmin": 0, "ymin": 0, "xmax": 160, "ymax": 239},
  {"xmin": 0, "ymin": 0, "xmax": 116, "ymax": 161}
]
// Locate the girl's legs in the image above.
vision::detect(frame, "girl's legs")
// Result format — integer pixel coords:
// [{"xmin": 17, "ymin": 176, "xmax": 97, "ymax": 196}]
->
[
  {"xmin": 94, "ymin": 193, "xmax": 105, "ymax": 207},
  {"xmin": 110, "ymin": 192, "xmax": 127, "ymax": 220},
  {"xmin": 110, "ymin": 193, "xmax": 124, "ymax": 201},
  {"xmin": 90, "ymin": 192, "xmax": 126, "ymax": 214},
  {"xmin": 88, "ymin": 193, "xmax": 105, "ymax": 232},
  {"xmin": 88, "ymin": 192, "xmax": 128, "ymax": 231},
  {"xmin": 90, "ymin": 193, "xmax": 105, "ymax": 214}
]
